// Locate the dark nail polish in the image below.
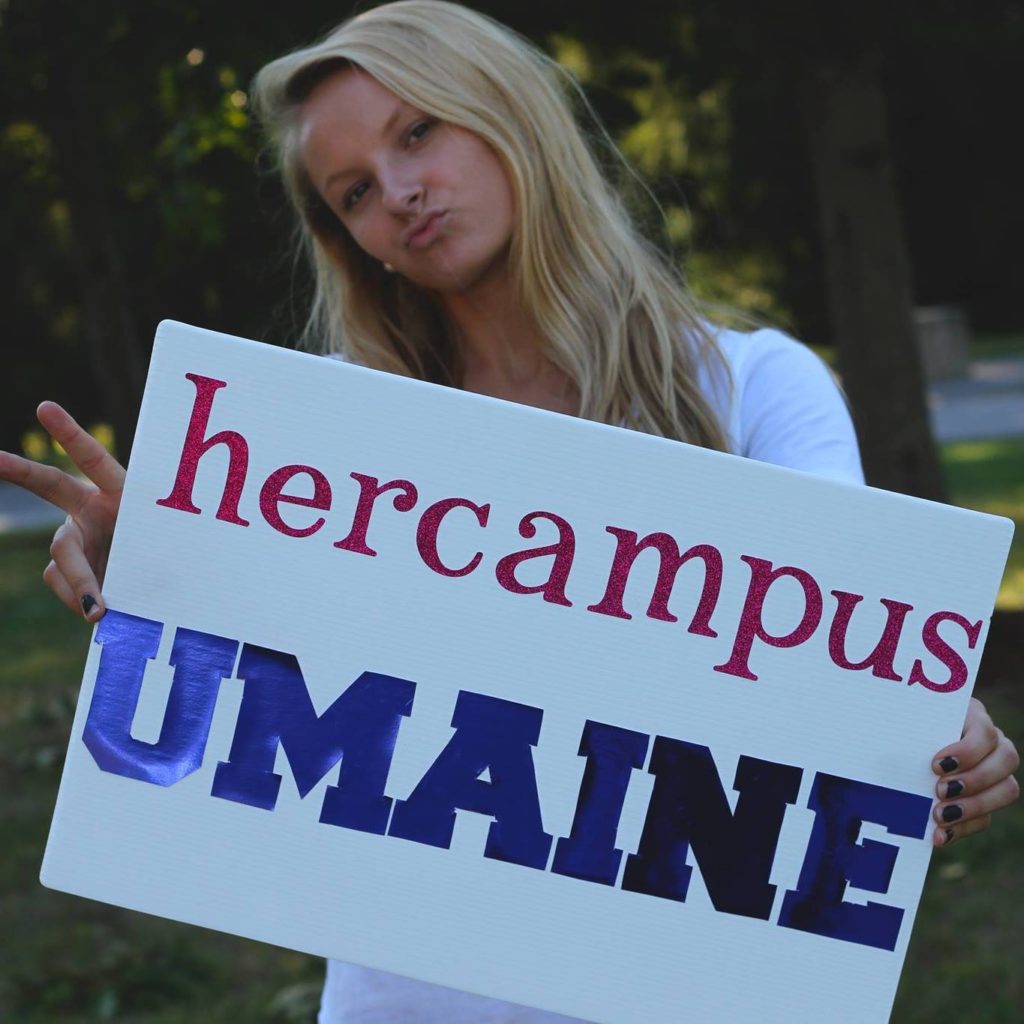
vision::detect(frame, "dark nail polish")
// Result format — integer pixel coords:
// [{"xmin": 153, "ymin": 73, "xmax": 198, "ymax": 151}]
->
[
  {"xmin": 944, "ymin": 828, "xmax": 955, "ymax": 845},
  {"xmin": 941, "ymin": 804, "xmax": 963, "ymax": 823},
  {"xmin": 939, "ymin": 756, "xmax": 959, "ymax": 773},
  {"xmin": 945, "ymin": 779, "xmax": 965, "ymax": 799},
  {"xmin": 81, "ymin": 594, "xmax": 96, "ymax": 616}
]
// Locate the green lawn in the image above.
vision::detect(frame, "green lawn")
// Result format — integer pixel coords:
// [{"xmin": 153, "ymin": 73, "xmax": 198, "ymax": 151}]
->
[
  {"xmin": 941, "ymin": 439, "xmax": 1024, "ymax": 610},
  {"xmin": 0, "ymin": 531, "xmax": 323, "ymax": 1023},
  {"xmin": 893, "ymin": 669, "xmax": 1023, "ymax": 1023},
  {"xmin": 972, "ymin": 332, "xmax": 1024, "ymax": 360},
  {"xmin": 1, "ymin": 525, "xmax": 1020, "ymax": 1022}
]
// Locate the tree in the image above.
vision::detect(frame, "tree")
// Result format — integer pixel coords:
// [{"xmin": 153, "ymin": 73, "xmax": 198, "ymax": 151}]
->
[
  {"xmin": 3, "ymin": 0, "xmax": 1020, "ymax": 494},
  {"xmin": 800, "ymin": 49, "xmax": 944, "ymax": 498}
]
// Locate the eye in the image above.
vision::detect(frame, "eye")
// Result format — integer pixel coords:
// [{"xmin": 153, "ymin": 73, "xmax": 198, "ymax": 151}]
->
[
  {"xmin": 409, "ymin": 119, "xmax": 434, "ymax": 142},
  {"xmin": 343, "ymin": 181, "xmax": 370, "ymax": 211}
]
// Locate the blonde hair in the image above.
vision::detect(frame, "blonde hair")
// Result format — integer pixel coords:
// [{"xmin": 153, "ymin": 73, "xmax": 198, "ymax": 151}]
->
[{"xmin": 253, "ymin": 0, "xmax": 731, "ymax": 450}]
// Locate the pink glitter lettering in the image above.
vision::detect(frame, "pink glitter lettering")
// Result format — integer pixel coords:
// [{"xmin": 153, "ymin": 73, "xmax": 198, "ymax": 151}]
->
[
  {"xmin": 156, "ymin": 373, "xmax": 251, "ymax": 526},
  {"xmin": 259, "ymin": 465, "xmax": 332, "ymax": 538},
  {"xmin": 334, "ymin": 473, "xmax": 418, "ymax": 556},
  {"xmin": 714, "ymin": 556, "xmax": 823, "ymax": 681},
  {"xmin": 828, "ymin": 591, "xmax": 913, "ymax": 681},
  {"xmin": 416, "ymin": 497, "xmax": 491, "ymax": 577},
  {"xmin": 587, "ymin": 529, "xmax": 722, "ymax": 636},
  {"xmin": 494, "ymin": 511, "xmax": 575, "ymax": 606},
  {"xmin": 907, "ymin": 611, "xmax": 982, "ymax": 693}
]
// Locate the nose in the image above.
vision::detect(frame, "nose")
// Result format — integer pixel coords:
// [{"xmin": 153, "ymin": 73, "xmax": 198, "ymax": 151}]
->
[{"xmin": 379, "ymin": 166, "xmax": 423, "ymax": 216}]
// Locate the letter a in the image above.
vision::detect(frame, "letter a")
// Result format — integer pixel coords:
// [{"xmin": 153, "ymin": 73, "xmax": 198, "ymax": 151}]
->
[{"xmin": 388, "ymin": 690, "xmax": 553, "ymax": 869}]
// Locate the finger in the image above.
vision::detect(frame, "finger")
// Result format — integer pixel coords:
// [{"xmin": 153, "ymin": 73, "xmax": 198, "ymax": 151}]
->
[
  {"xmin": 36, "ymin": 401, "xmax": 125, "ymax": 494},
  {"xmin": 933, "ymin": 814, "xmax": 991, "ymax": 848},
  {"xmin": 933, "ymin": 774, "xmax": 1020, "ymax": 828},
  {"xmin": 42, "ymin": 560, "xmax": 80, "ymax": 615},
  {"xmin": 936, "ymin": 731, "xmax": 1021, "ymax": 801},
  {"xmin": 932, "ymin": 697, "xmax": 999, "ymax": 775},
  {"xmin": 0, "ymin": 448, "xmax": 94, "ymax": 515},
  {"xmin": 50, "ymin": 520, "xmax": 106, "ymax": 621}
]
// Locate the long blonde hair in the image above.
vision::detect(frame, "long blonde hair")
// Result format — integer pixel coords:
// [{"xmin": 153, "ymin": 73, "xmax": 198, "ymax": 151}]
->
[{"xmin": 253, "ymin": 0, "xmax": 731, "ymax": 450}]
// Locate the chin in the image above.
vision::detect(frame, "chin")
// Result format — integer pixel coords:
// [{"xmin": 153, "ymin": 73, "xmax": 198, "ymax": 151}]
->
[
  {"xmin": 399, "ymin": 236, "xmax": 510, "ymax": 297},
  {"xmin": 407, "ymin": 262, "xmax": 493, "ymax": 297}
]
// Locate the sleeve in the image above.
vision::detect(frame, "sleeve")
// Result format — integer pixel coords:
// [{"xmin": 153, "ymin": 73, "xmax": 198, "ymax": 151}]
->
[{"xmin": 732, "ymin": 329, "xmax": 865, "ymax": 485}]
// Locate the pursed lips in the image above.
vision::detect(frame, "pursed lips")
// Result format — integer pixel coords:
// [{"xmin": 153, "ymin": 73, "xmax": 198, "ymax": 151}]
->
[{"xmin": 403, "ymin": 210, "xmax": 447, "ymax": 249}]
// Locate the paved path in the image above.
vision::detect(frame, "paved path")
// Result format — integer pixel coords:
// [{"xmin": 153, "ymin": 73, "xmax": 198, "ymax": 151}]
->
[
  {"xmin": 2, "ymin": 356, "xmax": 1023, "ymax": 535},
  {"xmin": 0, "ymin": 480, "xmax": 65, "ymax": 534},
  {"xmin": 928, "ymin": 355, "xmax": 1024, "ymax": 443}
]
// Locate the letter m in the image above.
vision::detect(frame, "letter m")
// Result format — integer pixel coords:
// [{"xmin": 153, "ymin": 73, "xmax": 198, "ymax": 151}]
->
[{"xmin": 212, "ymin": 645, "xmax": 416, "ymax": 835}]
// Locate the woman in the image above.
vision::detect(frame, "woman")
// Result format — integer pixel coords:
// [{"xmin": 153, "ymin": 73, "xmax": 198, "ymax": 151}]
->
[{"xmin": 1, "ymin": 2, "xmax": 1018, "ymax": 1021}]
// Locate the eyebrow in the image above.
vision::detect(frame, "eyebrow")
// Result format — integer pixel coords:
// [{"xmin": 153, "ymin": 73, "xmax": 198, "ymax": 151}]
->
[{"xmin": 323, "ymin": 101, "xmax": 410, "ymax": 191}]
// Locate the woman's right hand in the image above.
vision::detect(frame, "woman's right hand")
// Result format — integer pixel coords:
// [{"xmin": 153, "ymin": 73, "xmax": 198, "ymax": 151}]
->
[{"xmin": 0, "ymin": 402, "xmax": 125, "ymax": 622}]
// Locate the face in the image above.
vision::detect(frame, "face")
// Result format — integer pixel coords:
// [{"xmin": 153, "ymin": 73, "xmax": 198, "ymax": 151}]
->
[{"xmin": 298, "ymin": 68, "xmax": 516, "ymax": 296}]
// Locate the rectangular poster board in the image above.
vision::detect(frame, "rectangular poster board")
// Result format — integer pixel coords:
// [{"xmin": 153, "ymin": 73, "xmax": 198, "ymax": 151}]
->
[{"xmin": 42, "ymin": 320, "xmax": 1012, "ymax": 1022}]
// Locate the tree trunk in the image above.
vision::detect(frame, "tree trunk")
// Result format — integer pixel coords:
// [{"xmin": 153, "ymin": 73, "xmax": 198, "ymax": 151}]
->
[{"xmin": 800, "ymin": 50, "xmax": 946, "ymax": 500}]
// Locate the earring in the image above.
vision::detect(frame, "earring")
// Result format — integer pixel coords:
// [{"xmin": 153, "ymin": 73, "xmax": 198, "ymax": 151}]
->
[{"xmin": 383, "ymin": 262, "xmax": 395, "ymax": 273}]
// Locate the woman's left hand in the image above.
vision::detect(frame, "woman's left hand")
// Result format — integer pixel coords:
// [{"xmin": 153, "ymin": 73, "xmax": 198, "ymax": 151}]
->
[{"xmin": 931, "ymin": 697, "xmax": 1019, "ymax": 846}]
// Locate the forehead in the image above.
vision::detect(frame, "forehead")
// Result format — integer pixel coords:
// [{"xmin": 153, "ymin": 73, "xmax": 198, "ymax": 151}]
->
[{"xmin": 298, "ymin": 67, "xmax": 409, "ymax": 159}]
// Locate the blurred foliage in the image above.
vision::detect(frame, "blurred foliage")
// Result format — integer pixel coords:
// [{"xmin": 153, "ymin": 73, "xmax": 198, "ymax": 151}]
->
[
  {"xmin": 547, "ymin": 32, "xmax": 789, "ymax": 324},
  {"xmin": 1, "ymin": 0, "xmax": 1021, "ymax": 454},
  {"xmin": 21, "ymin": 422, "xmax": 115, "ymax": 472}
]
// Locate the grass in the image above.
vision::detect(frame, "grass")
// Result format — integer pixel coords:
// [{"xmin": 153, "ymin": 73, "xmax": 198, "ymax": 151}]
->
[
  {"xmin": 892, "ymin": 670, "xmax": 1024, "ymax": 1023},
  {"xmin": 1, "ymin": 444, "xmax": 1022, "ymax": 1021},
  {"xmin": 941, "ymin": 439, "xmax": 1024, "ymax": 610},
  {"xmin": 0, "ymin": 531, "xmax": 324, "ymax": 1023},
  {"xmin": 972, "ymin": 332, "xmax": 1024, "ymax": 360}
]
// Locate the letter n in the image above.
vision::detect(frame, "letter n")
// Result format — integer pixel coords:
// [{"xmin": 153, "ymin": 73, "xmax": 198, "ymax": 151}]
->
[{"xmin": 621, "ymin": 737, "xmax": 802, "ymax": 919}]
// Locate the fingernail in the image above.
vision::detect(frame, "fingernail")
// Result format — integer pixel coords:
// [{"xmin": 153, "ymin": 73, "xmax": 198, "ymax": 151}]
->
[
  {"xmin": 81, "ymin": 594, "xmax": 97, "ymax": 618},
  {"xmin": 944, "ymin": 828, "xmax": 955, "ymax": 845},
  {"xmin": 941, "ymin": 804, "xmax": 963, "ymax": 823},
  {"xmin": 939, "ymin": 756, "xmax": 959, "ymax": 773},
  {"xmin": 945, "ymin": 779, "xmax": 965, "ymax": 799}
]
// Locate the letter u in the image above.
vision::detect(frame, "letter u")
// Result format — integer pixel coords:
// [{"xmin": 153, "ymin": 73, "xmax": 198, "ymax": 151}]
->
[{"xmin": 82, "ymin": 610, "xmax": 239, "ymax": 786}]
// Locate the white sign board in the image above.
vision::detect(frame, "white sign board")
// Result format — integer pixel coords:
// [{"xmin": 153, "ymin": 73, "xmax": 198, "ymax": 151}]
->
[{"xmin": 43, "ymin": 320, "xmax": 1012, "ymax": 1022}]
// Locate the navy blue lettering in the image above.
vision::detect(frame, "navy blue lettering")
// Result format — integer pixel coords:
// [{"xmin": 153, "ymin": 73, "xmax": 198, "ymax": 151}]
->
[
  {"xmin": 82, "ymin": 610, "xmax": 238, "ymax": 786},
  {"xmin": 551, "ymin": 720, "xmax": 649, "ymax": 885},
  {"xmin": 211, "ymin": 646, "xmax": 415, "ymax": 835},
  {"xmin": 388, "ymin": 690, "xmax": 552, "ymax": 869},
  {"xmin": 777, "ymin": 772, "xmax": 931, "ymax": 950},
  {"xmin": 622, "ymin": 738, "xmax": 802, "ymax": 918}
]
